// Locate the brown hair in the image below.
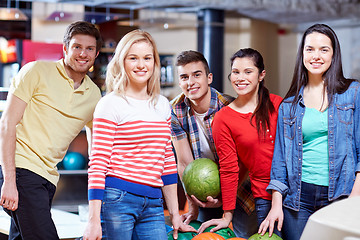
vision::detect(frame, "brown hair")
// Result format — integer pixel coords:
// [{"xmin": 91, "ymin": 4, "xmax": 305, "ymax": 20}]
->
[
  {"xmin": 63, "ymin": 21, "xmax": 102, "ymax": 52},
  {"xmin": 176, "ymin": 50, "xmax": 210, "ymax": 75},
  {"xmin": 230, "ymin": 48, "xmax": 275, "ymax": 139}
]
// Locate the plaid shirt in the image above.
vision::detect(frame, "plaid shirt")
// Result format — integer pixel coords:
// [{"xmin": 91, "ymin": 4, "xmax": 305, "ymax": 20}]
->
[{"xmin": 170, "ymin": 87, "xmax": 255, "ymax": 214}]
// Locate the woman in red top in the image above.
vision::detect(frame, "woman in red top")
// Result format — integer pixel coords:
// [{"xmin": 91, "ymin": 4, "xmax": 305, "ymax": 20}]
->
[{"xmin": 199, "ymin": 48, "xmax": 282, "ymax": 237}]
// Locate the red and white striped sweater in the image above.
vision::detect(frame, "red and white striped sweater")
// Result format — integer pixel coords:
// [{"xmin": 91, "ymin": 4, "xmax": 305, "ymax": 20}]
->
[{"xmin": 88, "ymin": 92, "xmax": 177, "ymax": 200}]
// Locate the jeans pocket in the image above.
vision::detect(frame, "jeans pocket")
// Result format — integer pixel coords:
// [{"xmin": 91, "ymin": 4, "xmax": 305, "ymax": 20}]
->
[{"xmin": 103, "ymin": 187, "xmax": 127, "ymax": 204}]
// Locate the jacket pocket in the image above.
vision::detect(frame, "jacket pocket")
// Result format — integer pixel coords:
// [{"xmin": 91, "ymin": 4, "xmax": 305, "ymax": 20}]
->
[
  {"xmin": 283, "ymin": 117, "xmax": 296, "ymax": 140},
  {"xmin": 336, "ymin": 103, "xmax": 354, "ymax": 125}
]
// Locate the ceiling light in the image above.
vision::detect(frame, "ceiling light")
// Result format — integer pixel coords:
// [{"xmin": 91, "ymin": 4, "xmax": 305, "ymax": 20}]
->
[
  {"xmin": 0, "ymin": 0, "xmax": 28, "ymax": 21},
  {"xmin": 0, "ymin": 7, "xmax": 28, "ymax": 21}
]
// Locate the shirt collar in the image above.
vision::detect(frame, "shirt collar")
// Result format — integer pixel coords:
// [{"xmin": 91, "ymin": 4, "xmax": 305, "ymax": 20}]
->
[
  {"xmin": 56, "ymin": 59, "xmax": 90, "ymax": 92},
  {"xmin": 183, "ymin": 87, "xmax": 217, "ymax": 117}
]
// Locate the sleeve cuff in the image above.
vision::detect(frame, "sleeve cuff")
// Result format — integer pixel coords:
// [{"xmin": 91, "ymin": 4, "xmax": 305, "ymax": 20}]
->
[
  {"xmin": 161, "ymin": 173, "xmax": 178, "ymax": 186},
  {"xmin": 266, "ymin": 179, "xmax": 289, "ymax": 196},
  {"xmin": 88, "ymin": 189, "xmax": 104, "ymax": 201}
]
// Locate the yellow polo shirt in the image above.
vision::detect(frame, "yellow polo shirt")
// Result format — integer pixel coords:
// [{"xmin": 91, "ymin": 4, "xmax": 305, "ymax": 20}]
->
[{"xmin": 10, "ymin": 59, "xmax": 101, "ymax": 186}]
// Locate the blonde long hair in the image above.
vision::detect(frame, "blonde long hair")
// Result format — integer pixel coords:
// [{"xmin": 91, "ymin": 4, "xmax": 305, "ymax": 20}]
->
[{"xmin": 105, "ymin": 29, "xmax": 161, "ymax": 105}]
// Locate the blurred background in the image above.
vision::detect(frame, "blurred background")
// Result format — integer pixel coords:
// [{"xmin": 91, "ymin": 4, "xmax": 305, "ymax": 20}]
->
[{"xmin": 0, "ymin": 0, "xmax": 359, "ymax": 215}]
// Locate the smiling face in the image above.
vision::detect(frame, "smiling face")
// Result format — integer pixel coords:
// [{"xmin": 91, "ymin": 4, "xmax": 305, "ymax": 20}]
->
[
  {"xmin": 124, "ymin": 41, "xmax": 154, "ymax": 87},
  {"xmin": 303, "ymin": 32, "xmax": 333, "ymax": 78},
  {"xmin": 63, "ymin": 34, "xmax": 98, "ymax": 80},
  {"xmin": 230, "ymin": 57, "xmax": 265, "ymax": 98},
  {"xmin": 177, "ymin": 61, "xmax": 212, "ymax": 103}
]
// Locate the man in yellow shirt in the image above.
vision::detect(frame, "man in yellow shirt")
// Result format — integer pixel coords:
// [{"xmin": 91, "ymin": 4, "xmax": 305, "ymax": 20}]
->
[{"xmin": 0, "ymin": 21, "xmax": 102, "ymax": 240}]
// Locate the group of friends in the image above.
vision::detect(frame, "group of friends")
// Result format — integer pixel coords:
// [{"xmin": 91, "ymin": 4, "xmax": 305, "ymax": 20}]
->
[{"xmin": 0, "ymin": 20, "xmax": 359, "ymax": 240}]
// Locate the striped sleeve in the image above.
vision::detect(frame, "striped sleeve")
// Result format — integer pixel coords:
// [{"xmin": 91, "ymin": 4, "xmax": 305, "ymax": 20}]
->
[
  {"xmin": 162, "ymin": 111, "xmax": 178, "ymax": 186},
  {"xmin": 88, "ymin": 117, "xmax": 117, "ymax": 200}
]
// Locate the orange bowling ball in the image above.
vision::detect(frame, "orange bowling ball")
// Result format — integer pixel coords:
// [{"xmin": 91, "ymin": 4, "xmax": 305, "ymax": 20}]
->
[{"xmin": 192, "ymin": 232, "xmax": 225, "ymax": 240}]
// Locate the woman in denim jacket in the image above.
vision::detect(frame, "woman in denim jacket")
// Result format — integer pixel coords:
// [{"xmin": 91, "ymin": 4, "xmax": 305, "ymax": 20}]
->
[{"xmin": 258, "ymin": 24, "xmax": 360, "ymax": 240}]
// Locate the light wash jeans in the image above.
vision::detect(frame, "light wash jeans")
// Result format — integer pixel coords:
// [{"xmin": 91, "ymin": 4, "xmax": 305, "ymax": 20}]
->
[{"xmin": 101, "ymin": 187, "xmax": 167, "ymax": 240}]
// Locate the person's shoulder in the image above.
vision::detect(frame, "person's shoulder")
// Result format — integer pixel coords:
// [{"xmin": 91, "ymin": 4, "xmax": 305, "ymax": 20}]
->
[
  {"xmin": 212, "ymin": 88, "xmax": 234, "ymax": 104},
  {"xmin": 348, "ymin": 80, "xmax": 360, "ymax": 89},
  {"xmin": 169, "ymin": 92, "xmax": 186, "ymax": 107},
  {"xmin": 98, "ymin": 92, "xmax": 122, "ymax": 104},
  {"xmin": 214, "ymin": 105, "xmax": 231, "ymax": 118},
  {"xmin": 157, "ymin": 94, "xmax": 171, "ymax": 106},
  {"xmin": 270, "ymin": 93, "xmax": 283, "ymax": 106}
]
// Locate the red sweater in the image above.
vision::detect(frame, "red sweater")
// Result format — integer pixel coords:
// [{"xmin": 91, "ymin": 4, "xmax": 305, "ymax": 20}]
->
[{"xmin": 212, "ymin": 94, "xmax": 282, "ymax": 211}]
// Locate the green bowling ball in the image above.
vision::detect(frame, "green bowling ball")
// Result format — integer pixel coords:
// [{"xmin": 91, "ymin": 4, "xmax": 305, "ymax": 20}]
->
[
  {"xmin": 167, "ymin": 220, "xmax": 236, "ymax": 240},
  {"xmin": 248, "ymin": 232, "xmax": 283, "ymax": 240}
]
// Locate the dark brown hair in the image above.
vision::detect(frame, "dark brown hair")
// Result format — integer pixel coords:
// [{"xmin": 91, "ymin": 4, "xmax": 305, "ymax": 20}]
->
[
  {"xmin": 230, "ymin": 48, "xmax": 275, "ymax": 139},
  {"xmin": 285, "ymin": 23, "xmax": 356, "ymax": 109},
  {"xmin": 63, "ymin": 21, "xmax": 103, "ymax": 52},
  {"xmin": 176, "ymin": 50, "xmax": 210, "ymax": 75}
]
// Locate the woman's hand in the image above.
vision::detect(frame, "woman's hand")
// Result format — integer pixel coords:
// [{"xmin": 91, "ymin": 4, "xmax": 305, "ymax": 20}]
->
[
  {"xmin": 197, "ymin": 210, "xmax": 233, "ymax": 234},
  {"xmin": 258, "ymin": 191, "xmax": 283, "ymax": 237},
  {"xmin": 190, "ymin": 195, "xmax": 222, "ymax": 208},
  {"xmin": 82, "ymin": 220, "xmax": 102, "ymax": 240},
  {"xmin": 171, "ymin": 213, "xmax": 197, "ymax": 239}
]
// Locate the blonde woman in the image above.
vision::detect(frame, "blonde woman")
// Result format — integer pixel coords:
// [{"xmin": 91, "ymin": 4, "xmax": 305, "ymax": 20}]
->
[{"xmin": 83, "ymin": 30, "xmax": 194, "ymax": 240}]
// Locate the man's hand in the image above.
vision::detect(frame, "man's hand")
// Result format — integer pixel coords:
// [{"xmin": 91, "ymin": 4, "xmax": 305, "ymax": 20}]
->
[
  {"xmin": 190, "ymin": 195, "xmax": 222, "ymax": 208},
  {"xmin": 0, "ymin": 179, "xmax": 18, "ymax": 211}
]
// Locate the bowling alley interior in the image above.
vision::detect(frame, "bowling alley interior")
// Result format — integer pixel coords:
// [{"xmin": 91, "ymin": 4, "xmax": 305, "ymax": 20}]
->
[{"xmin": 0, "ymin": 0, "xmax": 360, "ymax": 239}]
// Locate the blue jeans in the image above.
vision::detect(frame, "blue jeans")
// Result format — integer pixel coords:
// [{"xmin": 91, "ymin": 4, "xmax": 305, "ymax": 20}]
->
[
  {"xmin": 255, "ymin": 198, "xmax": 282, "ymax": 238},
  {"xmin": 232, "ymin": 200, "xmax": 258, "ymax": 239},
  {"xmin": 101, "ymin": 188, "xmax": 167, "ymax": 240},
  {"xmin": 283, "ymin": 182, "xmax": 331, "ymax": 240}
]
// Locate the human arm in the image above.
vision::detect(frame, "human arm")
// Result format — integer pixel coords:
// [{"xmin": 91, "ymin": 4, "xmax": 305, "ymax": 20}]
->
[
  {"xmin": 85, "ymin": 126, "xmax": 93, "ymax": 156},
  {"xmin": 258, "ymin": 190, "xmax": 283, "ymax": 237},
  {"xmin": 351, "ymin": 88, "xmax": 360, "ymax": 197},
  {"xmin": 0, "ymin": 93, "xmax": 27, "ymax": 211},
  {"xmin": 349, "ymin": 172, "xmax": 360, "ymax": 197},
  {"xmin": 211, "ymin": 108, "xmax": 240, "ymax": 215},
  {"xmin": 172, "ymin": 138, "xmax": 201, "ymax": 223},
  {"xmin": 162, "ymin": 183, "xmax": 197, "ymax": 239},
  {"xmin": 82, "ymin": 200, "xmax": 102, "ymax": 240}
]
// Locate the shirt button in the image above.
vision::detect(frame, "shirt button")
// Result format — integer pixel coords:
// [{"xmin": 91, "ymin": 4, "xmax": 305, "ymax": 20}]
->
[
  {"xmin": 330, "ymin": 115, "xmax": 332, "ymax": 117},
  {"xmin": 299, "ymin": 158, "xmax": 301, "ymax": 161},
  {"xmin": 298, "ymin": 143, "xmax": 301, "ymax": 146}
]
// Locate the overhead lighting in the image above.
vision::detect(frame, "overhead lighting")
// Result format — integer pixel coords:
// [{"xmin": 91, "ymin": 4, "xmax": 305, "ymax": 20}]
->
[
  {"xmin": 0, "ymin": 0, "xmax": 28, "ymax": 21},
  {"xmin": 0, "ymin": 7, "xmax": 28, "ymax": 21}
]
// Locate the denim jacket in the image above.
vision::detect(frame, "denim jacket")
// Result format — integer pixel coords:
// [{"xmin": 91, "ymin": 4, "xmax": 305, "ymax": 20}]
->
[{"xmin": 267, "ymin": 81, "xmax": 360, "ymax": 211}]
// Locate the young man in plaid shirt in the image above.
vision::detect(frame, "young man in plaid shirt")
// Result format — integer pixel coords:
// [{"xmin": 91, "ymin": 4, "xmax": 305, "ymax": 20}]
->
[{"xmin": 170, "ymin": 50, "xmax": 257, "ymax": 238}]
